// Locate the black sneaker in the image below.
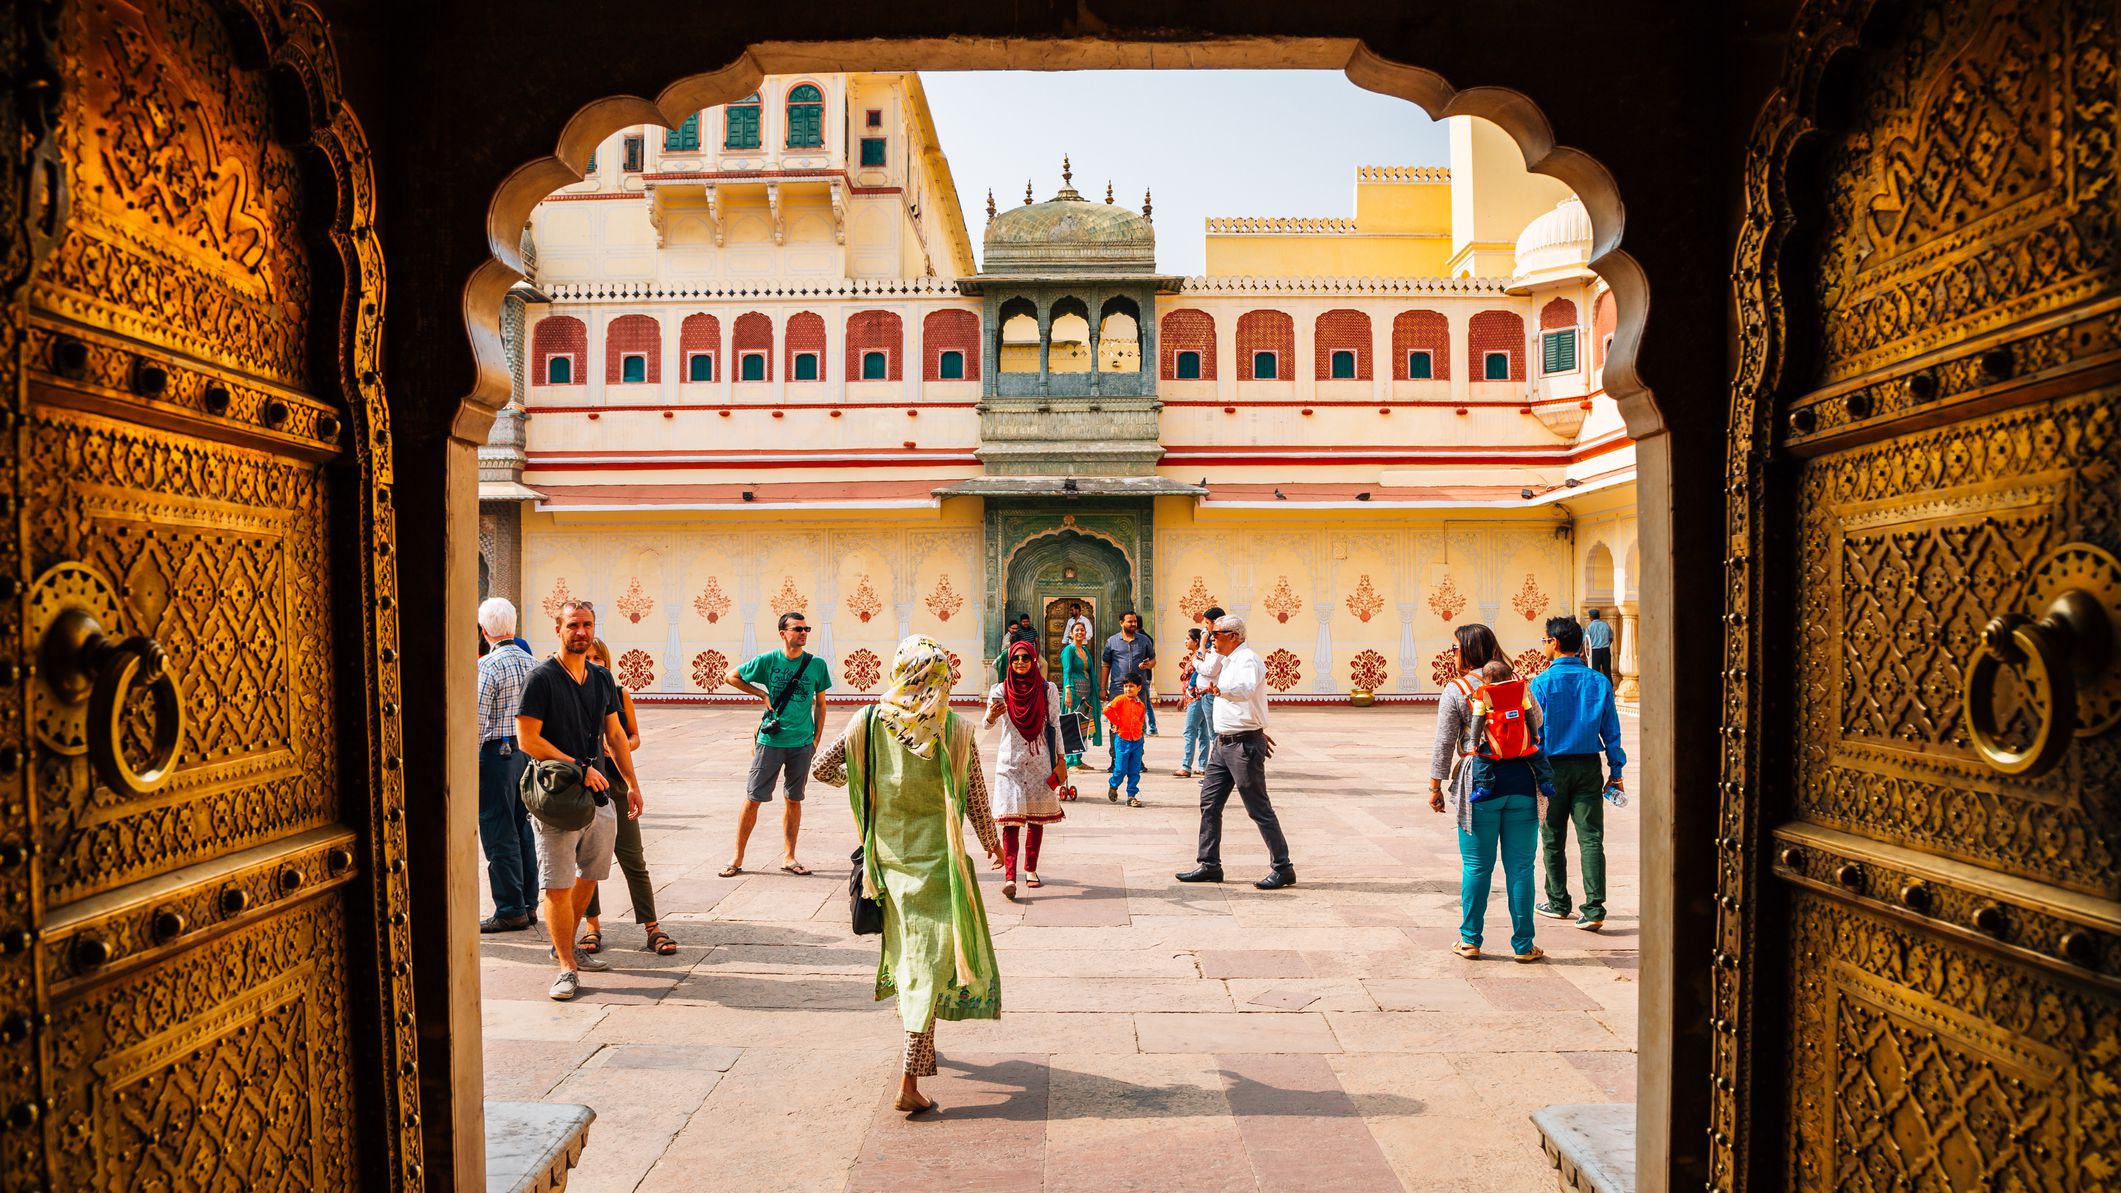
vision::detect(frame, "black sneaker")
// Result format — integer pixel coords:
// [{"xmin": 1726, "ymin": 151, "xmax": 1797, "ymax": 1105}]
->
[
  {"xmin": 1535, "ymin": 902, "xmax": 1571, "ymax": 920},
  {"xmin": 480, "ymin": 914, "xmax": 532, "ymax": 933}
]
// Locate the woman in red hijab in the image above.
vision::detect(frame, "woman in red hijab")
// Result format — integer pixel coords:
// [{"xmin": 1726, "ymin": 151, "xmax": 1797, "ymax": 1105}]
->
[{"xmin": 982, "ymin": 640, "xmax": 1067, "ymax": 900}]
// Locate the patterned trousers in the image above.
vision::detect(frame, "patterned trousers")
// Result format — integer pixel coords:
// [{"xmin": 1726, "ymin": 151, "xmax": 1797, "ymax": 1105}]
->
[{"xmin": 903, "ymin": 1026, "xmax": 937, "ymax": 1076}]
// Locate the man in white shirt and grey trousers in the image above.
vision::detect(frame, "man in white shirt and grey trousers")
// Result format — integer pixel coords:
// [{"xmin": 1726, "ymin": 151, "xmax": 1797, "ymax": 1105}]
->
[{"xmin": 1176, "ymin": 614, "xmax": 1296, "ymax": 889}]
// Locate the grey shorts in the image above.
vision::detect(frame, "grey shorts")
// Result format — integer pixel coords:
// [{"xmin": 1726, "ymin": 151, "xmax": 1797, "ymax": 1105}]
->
[
  {"xmin": 746, "ymin": 742, "xmax": 817, "ymax": 803},
  {"xmin": 532, "ymin": 799, "xmax": 618, "ymax": 889}
]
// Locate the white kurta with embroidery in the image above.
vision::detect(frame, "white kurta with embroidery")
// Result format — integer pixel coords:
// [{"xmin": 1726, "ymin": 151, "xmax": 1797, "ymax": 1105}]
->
[{"xmin": 984, "ymin": 681, "xmax": 1066, "ymax": 826}]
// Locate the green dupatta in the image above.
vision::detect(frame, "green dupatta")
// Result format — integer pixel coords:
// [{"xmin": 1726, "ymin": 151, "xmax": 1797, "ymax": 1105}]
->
[{"xmin": 845, "ymin": 706, "xmax": 1000, "ymax": 1020}]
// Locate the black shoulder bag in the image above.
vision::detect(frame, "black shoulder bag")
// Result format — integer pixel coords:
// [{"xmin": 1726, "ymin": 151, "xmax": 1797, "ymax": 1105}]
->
[
  {"xmin": 849, "ymin": 711, "xmax": 885, "ymax": 935},
  {"xmin": 759, "ymin": 652, "xmax": 815, "ymax": 737}
]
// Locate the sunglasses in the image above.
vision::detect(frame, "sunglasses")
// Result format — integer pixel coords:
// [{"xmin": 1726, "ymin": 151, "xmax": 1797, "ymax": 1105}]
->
[{"xmin": 788, "ymin": 626, "xmax": 812, "ymax": 633}]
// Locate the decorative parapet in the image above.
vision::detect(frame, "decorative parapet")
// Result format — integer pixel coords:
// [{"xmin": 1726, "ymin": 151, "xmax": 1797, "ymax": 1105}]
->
[
  {"xmin": 1356, "ymin": 165, "xmax": 1450, "ymax": 183},
  {"xmin": 542, "ymin": 277, "xmax": 968, "ymax": 302},
  {"xmin": 1176, "ymin": 275, "xmax": 1513, "ymax": 296},
  {"xmin": 1204, "ymin": 216, "xmax": 1360, "ymax": 235}
]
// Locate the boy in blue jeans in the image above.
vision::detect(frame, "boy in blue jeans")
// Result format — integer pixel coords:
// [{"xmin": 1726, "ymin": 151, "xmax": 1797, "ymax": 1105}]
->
[{"xmin": 1103, "ymin": 672, "xmax": 1148, "ymax": 806}]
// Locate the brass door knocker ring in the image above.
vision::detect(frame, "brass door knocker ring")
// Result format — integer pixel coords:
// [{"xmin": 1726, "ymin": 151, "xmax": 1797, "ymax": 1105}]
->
[
  {"xmin": 28, "ymin": 563, "xmax": 186, "ymax": 796},
  {"xmin": 1961, "ymin": 544, "xmax": 2121, "ymax": 777}
]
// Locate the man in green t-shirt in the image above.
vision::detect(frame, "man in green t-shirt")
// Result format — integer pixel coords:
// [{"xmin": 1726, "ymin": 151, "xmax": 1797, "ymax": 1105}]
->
[{"xmin": 720, "ymin": 611, "xmax": 833, "ymax": 877}]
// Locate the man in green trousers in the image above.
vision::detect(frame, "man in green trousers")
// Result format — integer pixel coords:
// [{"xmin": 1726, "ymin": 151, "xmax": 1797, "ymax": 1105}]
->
[{"xmin": 1529, "ymin": 616, "xmax": 1627, "ymax": 932}]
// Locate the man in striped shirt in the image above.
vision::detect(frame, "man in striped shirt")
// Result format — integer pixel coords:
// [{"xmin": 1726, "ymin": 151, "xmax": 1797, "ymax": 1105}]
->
[{"xmin": 477, "ymin": 597, "xmax": 540, "ymax": 932}]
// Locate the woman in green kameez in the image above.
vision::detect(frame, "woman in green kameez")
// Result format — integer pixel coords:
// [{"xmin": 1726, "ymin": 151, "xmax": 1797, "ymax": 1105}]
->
[
  {"xmin": 814, "ymin": 636, "xmax": 1003, "ymax": 1114},
  {"xmin": 1059, "ymin": 622, "xmax": 1101, "ymax": 770}
]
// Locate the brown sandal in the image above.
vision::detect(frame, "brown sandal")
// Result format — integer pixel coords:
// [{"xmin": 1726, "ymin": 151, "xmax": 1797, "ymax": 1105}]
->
[
  {"xmin": 1452, "ymin": 942, "xmax": 1480, "ymax": 960},
  {"xmin": 644, "ymin": 928, "xmax": 678, "ymax": 955},
  {"xmin": 577, "ymin": 930, "xmax": 603, "ymax": 955}
]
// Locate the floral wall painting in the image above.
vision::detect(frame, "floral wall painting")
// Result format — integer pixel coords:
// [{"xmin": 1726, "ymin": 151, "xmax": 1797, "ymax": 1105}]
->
[
  {"xmin": 615, "ymin": 649, "xmax": 656, "ymax": 690},
  {"xmin": 842, "ymin": 648, "xmax": 882, "ymax": 692},
  {"xmin": 616, "ymin": 578, "xmax": 655, "ymax": 624},
  {"xmin": 1427, "ymin": 574, "xmax": 1467, "ymax": 621},
  {"xmin": 1349, "ymin": 649, "xmax": 1388, "ymax": 690},
  {"xmin": 1264, "ymin": 648, "xmax": 1303, "ymax": 691},
  {"xmin": 1429, "ymin": 646, "xmax": 1462, "ymax": 688},
  {"xmin": 1178, "ymin": 576, "xmax": 1218, "ymax": 621},
  {"xmin": 1511, "ymin": 573, "xmax": 1550, "ymax": 621},
  {"xmin": 692, "ymin": 578, "xmax": 732, "ymax": 623},
  {"xmin": 769, "ymin": 576, "xmax": 807, "ymax": 617},
  {"xmin": 690, "ymin": 650, "xmax": 728, "ymax": 691},
  {"xmin": 925, "ymin": 574, "xmax": 965, "ymax": 622},
  {"xmin": 1512, "ymin": 649, "xmax": 1551, "ymax": 680},
  {"xmin": 542, "ymin": 577, "xmax": 574, "ymax": 621},
  {"xmin": 946, "ymin": 651, "xmax": 964, "ymax": 687},
  {"xmin": 846, "ymin": 575, "xmax": 882, "ymax": 623},
  {"xmin": 1264, "ymin": 576, "xmax": 1304, "ymax": 624},
  {"xmin": 1344, "ymin": 575, "xmax": 1383, "ymax": 622}
]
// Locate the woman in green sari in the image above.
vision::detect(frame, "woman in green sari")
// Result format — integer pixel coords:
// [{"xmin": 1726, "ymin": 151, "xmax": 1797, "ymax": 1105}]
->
[
  {"xmin": 814, "ymin": 636, "xmax": 1003, "ymax": 1114},
  {"xmin": 1060, "ymin": 622, "xmax": 1101, "ymax": 771}
]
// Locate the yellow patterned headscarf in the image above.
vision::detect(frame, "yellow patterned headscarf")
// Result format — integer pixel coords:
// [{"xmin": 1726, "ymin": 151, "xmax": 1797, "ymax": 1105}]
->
[{"xmin": 875, "ymin": 635, "xmax": 954, "ymax": 758}]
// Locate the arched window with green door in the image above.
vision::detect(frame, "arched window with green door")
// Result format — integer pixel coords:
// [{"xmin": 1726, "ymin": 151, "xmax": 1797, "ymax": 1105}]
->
[
  {"xmin": 725, "ymin": 94, "xmax": 761, "ymax": 149},
  {"xmin": 786, "ymin": 84, "xmax": 824, "ymax": 148}
]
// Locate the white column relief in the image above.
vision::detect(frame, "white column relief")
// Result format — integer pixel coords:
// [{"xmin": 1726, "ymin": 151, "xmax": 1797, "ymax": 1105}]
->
[
  {"xmin": 1313, "ymin": 603, "xmax": 1336, "ymax": 694},
  {"xmin": 1396, "ymin": 602, "xmax": 1421, "ymax": 693},
  {"xmin": 663, "ymin": 536, "xmax": 684, "ymax": 692},
  {"xmin": 816, "ymin": 546, "xmax": 840, "ymax": 667}
]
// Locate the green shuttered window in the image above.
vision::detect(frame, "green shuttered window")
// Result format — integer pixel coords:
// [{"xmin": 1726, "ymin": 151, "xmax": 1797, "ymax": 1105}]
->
[
  {"xmin": 793, "ymin": 353, "xmax": 820, "ymax": 381},
  {"xmin": 860, "ymin": 137, "xmax": 887, "ymax": 167},
  {"xmin": 1330, "ymin": 350, "xmax": 1357, "ymax": 379},
  {"xmin": 786, "ymin": 84, "xmax": 824, "ymax": 148},
  {"xmin": 861, "ymin": 351, "xmax": 888, "ymax": 380},
  {"xmin": 740, "ymin": 353, "xmax": 766, "ymax": 381},
  {"xmin": 665, "ymin": 114, "xmax": 699, "ymax": 151},
  {"xmin": 726, "ymin": 95, "xmax": 761, "ymax": 149},
  {"xmin": 1542, "ymin": 329, "xmax": 1578, "ymax": 375},
  {"xmin": 688, "ymin": 354, "xmax": 713, "ymax": 382},
  {"xmin": 1175, "ymin": 351, "xmax": 1202, "ymax": 379},
  {"xmin": 620, "ymin": 355, "xmax": 646, "ymax": 383},
  {"xmin": 1407, "ymin": 350, "xmax": 1433, "ymax": 380},
  {"xmin": 1484, "ymin": 351, "xmax": 1510, "ymax": 381},
  {"xmin": 1252, "ymin": 351, "xmax": 1278, "ymax": 380}
]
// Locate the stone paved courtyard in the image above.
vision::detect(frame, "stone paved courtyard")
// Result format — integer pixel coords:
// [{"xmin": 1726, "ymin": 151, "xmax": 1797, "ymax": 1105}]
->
[{"xmin": 480, "ymin": 703, "xmax": 1640, "ymax": 1192}]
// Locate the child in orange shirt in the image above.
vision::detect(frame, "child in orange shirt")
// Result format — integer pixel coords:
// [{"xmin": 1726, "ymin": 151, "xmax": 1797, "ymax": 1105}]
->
[{"xmin": 1102, "ymin": 672, "xmax": 1148, "ymax": 807}]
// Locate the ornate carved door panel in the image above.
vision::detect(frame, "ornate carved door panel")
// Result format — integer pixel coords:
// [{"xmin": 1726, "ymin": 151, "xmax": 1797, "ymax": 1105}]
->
[
  {"xmin": 1724, "ymin": 0, "xmax": 2121, "ymax": 1189},
  {"xmin": 4, "ymin": 0, "xmax": 418, "ymax": 1187}
]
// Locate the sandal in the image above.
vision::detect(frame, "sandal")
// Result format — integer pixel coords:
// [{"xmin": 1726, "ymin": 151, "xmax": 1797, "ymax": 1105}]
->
[
  {"xmin": 1172, "ymin": 768, "xmax": 1191, "ymax": 778},
  {"xmin": 644, "ymin": 928, "xmax": 678, "ymax": 956},
  {"xmin": 779, "ymin": 862, "xmax": 813, "ymax": 876},
  {"xmin": 1513, "ymin": 946, "xmax": 1546, "ymax": 964},
  {"xmin": 718, "ymin": 864, "xmax": 743, "ymax": 878},
  {"xmin": 577, "ymin": 930, "xmax": 603, "ymax": 955},
  {"xmin": 1025, "ymin": 872, "xmax": 1042, "ymax": 888},
  {"xmin": 1128, "ymin": 797, "xmax": 1143, "ymax": 808},
  {"xmin": 1452, "ymin": 942, "xmax": 1481, "ymax": 960}
]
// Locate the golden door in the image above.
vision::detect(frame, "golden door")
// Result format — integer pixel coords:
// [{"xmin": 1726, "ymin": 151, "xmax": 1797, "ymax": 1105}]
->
[
  {"xmin": 1042, "ymin": 596, "xmax": 1093, "ymax": 685},
  {"xmin": 3, "ymin": 0, "xmax": 419, "ymax": 1187},
  {"xmin": 1721, "ymin": 0, "xmax": 2121, "ymax": 1188}
]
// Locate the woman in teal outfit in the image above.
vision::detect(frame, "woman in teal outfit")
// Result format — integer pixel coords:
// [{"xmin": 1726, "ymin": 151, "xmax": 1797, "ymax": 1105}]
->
[
  {"xmin": 1059, "ymin": 622, "xmax": 1101, "ymax": 770},
  {"xmin": 1426, "ymin": 622, "xmax": 1546, "ymax": 963},
  {"xmin": 814, "ymin": 636, "xmax": 1003, "ymax": 1114}
]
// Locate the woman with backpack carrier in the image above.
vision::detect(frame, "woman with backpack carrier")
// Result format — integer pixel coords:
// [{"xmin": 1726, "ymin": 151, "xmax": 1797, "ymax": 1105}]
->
[
  {"xmin": 813, "ymin": 635, "xmax": 1004, "ymax": 1115},
  {"xmin": 1427, "ymin": 623, "xmax": 1553, "ymax": 964},
  {"xmin": 983, "ymin": 640, "xmax": 1069, "ymax": 901}
]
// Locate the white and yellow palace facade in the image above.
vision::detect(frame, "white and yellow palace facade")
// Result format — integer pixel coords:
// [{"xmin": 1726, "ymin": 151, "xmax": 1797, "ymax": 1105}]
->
[{"xmin": 480, "ymin": 75, "xmax": 1641, "ymax": 703}]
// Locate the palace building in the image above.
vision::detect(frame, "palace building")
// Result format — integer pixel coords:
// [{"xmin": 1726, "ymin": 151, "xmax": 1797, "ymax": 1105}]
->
[{"xmin": 481, "ymin": 73, "xmax": 1639, "ymax": 702}]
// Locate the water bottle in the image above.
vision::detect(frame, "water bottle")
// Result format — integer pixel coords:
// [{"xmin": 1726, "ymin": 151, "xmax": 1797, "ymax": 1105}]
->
[{"xmin": 1603, "ymin": 779, "xmax": 1628, "ymax": 809}]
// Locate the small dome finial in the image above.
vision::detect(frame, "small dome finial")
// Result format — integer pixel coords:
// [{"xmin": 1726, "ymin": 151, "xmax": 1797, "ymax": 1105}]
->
[
  {"xmin": 985, "ymin": 189, "xmax": 996, "ymax": 221},
  {"xmin": 1025, "ymin": 180, "xmax": 1034, "ymax": 205},
  {"xmin": 1105, "ymin": 181, "xmax": 1114, "ymax": 204},
  {"xmin": 1062, "ymin": 155, "xmax": 1072, "ymax": 187},
  {"xmin": 1142, "ymin": 189, "xmax": 1153, "ymax": 219}
]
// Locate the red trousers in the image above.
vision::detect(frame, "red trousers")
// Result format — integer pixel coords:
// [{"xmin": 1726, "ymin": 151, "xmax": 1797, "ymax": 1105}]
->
[{"xmin": 1001, "ymin": 824, "xmax": 1043, "ymax": 878}]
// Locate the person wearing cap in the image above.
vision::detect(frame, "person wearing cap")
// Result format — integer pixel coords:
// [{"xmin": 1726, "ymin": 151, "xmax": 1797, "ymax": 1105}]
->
[{"xmin": 1176, "ymin": 615, "xmax": 1296, "ymax": 890}]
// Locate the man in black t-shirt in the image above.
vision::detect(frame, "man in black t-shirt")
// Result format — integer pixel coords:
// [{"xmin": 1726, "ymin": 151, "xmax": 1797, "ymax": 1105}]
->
[{"xmin": 516, "ymin": 598, "xmax": 642, "ymax": 1002}]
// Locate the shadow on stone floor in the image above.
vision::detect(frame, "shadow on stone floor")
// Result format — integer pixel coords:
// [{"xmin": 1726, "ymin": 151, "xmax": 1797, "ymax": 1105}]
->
[{"xmin": 917, "ymin": 1056, "xmax": 1430, "ymax": 1122}]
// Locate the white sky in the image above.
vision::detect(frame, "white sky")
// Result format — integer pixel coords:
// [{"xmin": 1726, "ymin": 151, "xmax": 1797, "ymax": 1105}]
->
[{"xmin": 919, "ymin": 71, "xmax": 1449, "ymax": 277}]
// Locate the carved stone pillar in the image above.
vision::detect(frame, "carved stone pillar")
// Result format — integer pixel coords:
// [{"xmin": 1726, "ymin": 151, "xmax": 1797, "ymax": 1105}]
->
[{"xmin": 1615, "ymin": 600, "xmax": 1641, "ymax": 702}]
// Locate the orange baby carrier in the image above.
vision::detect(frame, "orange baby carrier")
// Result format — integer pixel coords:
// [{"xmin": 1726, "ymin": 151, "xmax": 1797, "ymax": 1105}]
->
[{"xmin": 1467, "ymin": 676, "xmax": 1539, "ymax": 761}]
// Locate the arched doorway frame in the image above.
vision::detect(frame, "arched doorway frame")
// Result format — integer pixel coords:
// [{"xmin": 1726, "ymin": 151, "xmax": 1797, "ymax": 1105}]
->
[{"xmin": 456, "ymin": 38, "xmax": 1689, "ymax": 1189}]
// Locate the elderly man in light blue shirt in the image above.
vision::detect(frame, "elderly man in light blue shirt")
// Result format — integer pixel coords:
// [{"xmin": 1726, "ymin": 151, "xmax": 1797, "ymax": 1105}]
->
[{"xmin": 1583, "ymin": 607, "xmax": 1616, "ymax": 683}]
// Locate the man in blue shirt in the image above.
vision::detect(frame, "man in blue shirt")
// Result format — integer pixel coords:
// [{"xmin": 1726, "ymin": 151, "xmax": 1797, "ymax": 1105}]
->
[
  {"xmin": 1584, "ymin": 607, "xmax": 1616, "ymax": 683},
  {"xmin": 1529, "ymin": 616, "xmax": 1626, "ymax": 931}
]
